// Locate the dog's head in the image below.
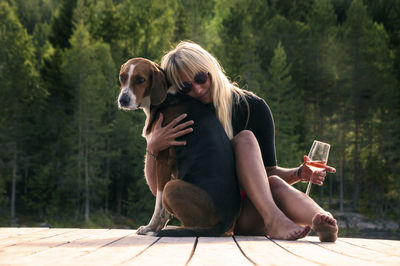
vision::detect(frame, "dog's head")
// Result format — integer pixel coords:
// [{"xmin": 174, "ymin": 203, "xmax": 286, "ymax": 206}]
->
[{"xmin": 117, "ymin": 58, "xmax": 169, "ymax": 111}]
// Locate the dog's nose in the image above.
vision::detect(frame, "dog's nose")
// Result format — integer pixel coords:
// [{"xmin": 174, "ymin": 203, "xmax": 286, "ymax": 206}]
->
[{"xmin": 119, "ymin": 93, "xmax": 130, "ymax": 106}]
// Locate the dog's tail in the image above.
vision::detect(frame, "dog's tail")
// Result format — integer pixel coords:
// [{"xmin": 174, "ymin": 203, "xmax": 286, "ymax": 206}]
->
[{"xmin": 155, "ymin": 224, "xmax": 231, "ymax": 237}]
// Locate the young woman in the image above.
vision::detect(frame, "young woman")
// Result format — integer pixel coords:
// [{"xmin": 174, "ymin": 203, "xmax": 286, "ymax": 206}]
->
[{"xmin": 144, "ymin": 41, "xmax": 338, "ymax": 241}]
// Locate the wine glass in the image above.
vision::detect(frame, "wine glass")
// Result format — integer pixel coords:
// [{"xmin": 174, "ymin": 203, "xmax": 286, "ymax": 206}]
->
[{"xmin": 305, "ymin": 140, "xmax": 330, "ymax": 195}]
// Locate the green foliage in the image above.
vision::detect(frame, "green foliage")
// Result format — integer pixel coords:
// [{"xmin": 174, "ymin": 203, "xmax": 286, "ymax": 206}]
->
[
  {"xmin": 359, "ymin": 153, "xmax": 400, "ymax": 219},
  {"xmin": 1, "ymin": 0, "xmax": 400, "ymax": 227},
  {"xmin": 22, "ymin": 164, "xmax": 57, "ymax": 218},
  {"xmin": 178, "ymin": 0, "xmax": 216, "ymax": 42},
  {"xmin": 125, "ymin": 178, "xmax": 155, "ymax": 226},
  {"xmin": 118, "ymin": 0, "xmax": 177, "ymax": 60},
  {"xmin": 266, "ymin": 42, "xmax": 302, "ymax": 167},
  {"xmin": 0, "ymin": 1, "xmax": 45, "ymax": 221},
  {"xmin": 0, "ymin": 173, "xmax": 6, "ymax": 213},
  {"xmin": 95, "ymin": 0, "xmax": 122, "ymax": 44},
  {"xmin": 48, "ymin": 0, "xmax": 77, "ymax": 49}
]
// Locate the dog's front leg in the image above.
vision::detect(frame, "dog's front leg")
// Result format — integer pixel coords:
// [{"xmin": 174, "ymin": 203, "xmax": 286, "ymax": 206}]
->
[
  {"xmin": 137, "ymin": 153, "xmax": 173, "ymax": 235},
  {"xmin": 136, "ymin": 190, "xmax": 172, "ymax": 235}
]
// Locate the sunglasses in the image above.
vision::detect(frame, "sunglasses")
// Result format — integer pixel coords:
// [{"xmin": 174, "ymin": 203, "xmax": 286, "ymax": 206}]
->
[{"xmin": 178, "ymin": 72, "xmax": 209, "ymax": 93}]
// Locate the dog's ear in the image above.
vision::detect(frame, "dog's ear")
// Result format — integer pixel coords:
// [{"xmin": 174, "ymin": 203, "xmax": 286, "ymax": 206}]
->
[{"xmin": 150, "ymin": 65, "xmax": 168, "ymax": 106}]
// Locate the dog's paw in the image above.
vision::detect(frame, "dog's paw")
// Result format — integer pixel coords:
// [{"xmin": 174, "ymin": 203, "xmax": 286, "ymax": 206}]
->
[{"xmin": 136, "ymin": 225, "xmax": 155, "ymax": 235}]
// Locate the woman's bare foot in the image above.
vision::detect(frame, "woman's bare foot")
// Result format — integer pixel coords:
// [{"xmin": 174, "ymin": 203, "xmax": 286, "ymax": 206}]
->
[
  {"xmin": 312, "ymin": 212, "xmax": 338, "ymax": 242},
  {"xmin": 265, "ymin": 213, "xmax": 311, "ymax": 240}
]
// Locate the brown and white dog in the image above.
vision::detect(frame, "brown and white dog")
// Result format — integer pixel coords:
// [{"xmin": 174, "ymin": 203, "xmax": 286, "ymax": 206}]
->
[{"xmin": 117, "ymin": 58, "xmax": 240, "ymax": 236}]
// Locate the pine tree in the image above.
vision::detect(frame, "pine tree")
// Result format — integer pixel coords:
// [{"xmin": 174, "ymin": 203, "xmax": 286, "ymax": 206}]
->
[
  {"xmin": 257, "ymin": 14, "xmax": 309, "ymax": 107},
  {"xmin": 12, "ymin": 0, "xmax": 41, "ymax": 34},
  {"xmin": 62, "ymin": 23, "xmax": 117, "ymax": 222},
  {"xmin": 305, "ymin": 0, "xmax": 337, "ymax": 121},
  {"xmin": 0, "ymin": 2, "xmax": 42, "ymax": 223},
  {"xmin": 32, "ymin": 22, "xmax": 53, "ymax": 69},
  {"xmin": 177, "ymin": 0, "xmax": 216, "ymax": 42},
  {"xmin": 172, "ymin": 5, "xmax": 190, "ymax": 42},
  {"xmin": 119, "ymin": 0, "xmax": 176, "ymax": 60},
  {"xmin": 364, "ymin": 0, "xmax": 400, "ymax": 218},
  {"xmin": 266, "ymin": 42, "xmax": 302, "ymax": 167},
  {"xmin": 329, "ymin": 36, "xmax": 351, "ymax": 212},
  {"xmin": 36, "ymin": 0, "xmax": 78, "ymax": 217},
  {"xmin": 48, "ymin": 0, "xmax": 77, "ymax": 49},
  {"xmin": 63, "ymin": 24, "xmax": 93, "ymax": 222},
  {"xmin": 218, "ymin": 1, "xmax": 248, "ymax": 79},
  {"xmin": 96, "ymin": 0, "xmax": 121, "ymax": 44},
  {"xmin": 74, "ymin": 0, "xmax": 97, "ymax": 37},
  {"xmin": 341, "ymin": 0, "xmax": 381, "ymax": 209},
  {"xmin": 304, "ymin": 0, "xmax": 338, "ymax": 199},
  {"xmin": 217, "ymin": 0, "xmax": 265, "ymax": 92}
]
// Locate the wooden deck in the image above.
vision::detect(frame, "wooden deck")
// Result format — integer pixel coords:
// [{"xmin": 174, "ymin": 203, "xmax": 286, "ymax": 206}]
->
[{"xmin": 0, "ymin": 228, "xmax": 399, "ymax": 265}]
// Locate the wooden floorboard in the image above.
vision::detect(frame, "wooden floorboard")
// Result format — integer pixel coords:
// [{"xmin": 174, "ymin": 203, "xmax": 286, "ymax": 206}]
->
[
  {"xmin": 0, "ymin": 228, "xmax": 399, "ymax": 265},
  {"xmin": 189, "ymin": 237, "xmax": 253, "ymax": 265},
  {"xmin": 235, "ymin": 236, "xmax": 320, "ymax": 265},
  {"xmin": 127, "ymin": 237, "xmax": 196, "ymax": 265}
]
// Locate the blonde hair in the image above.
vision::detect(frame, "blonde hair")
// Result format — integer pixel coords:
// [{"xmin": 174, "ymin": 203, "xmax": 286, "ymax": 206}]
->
[{"xmin": 160, "ymin": 41, "xmax": 245, "ymax": 139}]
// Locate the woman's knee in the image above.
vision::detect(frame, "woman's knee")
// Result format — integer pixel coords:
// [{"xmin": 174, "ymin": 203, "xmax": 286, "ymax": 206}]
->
[
  {"xmin": 232, "ymin": 130, "xmax": 258, "ymax": 150},
  {"xmin": 268, "ymin": 175, "xmax": 289, "ymax": 192}
]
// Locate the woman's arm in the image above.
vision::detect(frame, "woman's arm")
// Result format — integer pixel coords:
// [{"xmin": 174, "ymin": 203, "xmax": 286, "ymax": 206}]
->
[
  {"xmin": 144, "ymin": 113, "xmax": 194, "ymax": 196},
  {"xmin": 266, "ymin": 156, "xmax": 336, "ymax": 186},
  {"xmin": 265, "ymin": 166, "xmax": 301, "ymax": 185},
  {"xmin": 144, "ymin": 152, "xmax": 158, "ymax": 196}
]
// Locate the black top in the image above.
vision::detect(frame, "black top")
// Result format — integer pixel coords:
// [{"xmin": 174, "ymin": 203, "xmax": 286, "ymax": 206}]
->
[{"xmin": 232, "ymin": 91, "xmax": 277, "ymax": 167}]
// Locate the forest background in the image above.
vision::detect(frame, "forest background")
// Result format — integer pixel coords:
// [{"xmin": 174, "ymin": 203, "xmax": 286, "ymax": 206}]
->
[{"xmin": 1, "ymin": 0, "xmax": 399, "ymax": 238}]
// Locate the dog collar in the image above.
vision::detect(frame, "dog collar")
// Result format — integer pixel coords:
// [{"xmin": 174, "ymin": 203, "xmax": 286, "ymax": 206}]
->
[{"xmin": 156, "ymin": 65, "xmax": 171, "ymax": 88}]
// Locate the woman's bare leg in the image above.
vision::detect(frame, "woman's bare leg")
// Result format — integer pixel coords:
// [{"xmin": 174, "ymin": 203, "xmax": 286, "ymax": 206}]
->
[
  {"xmin": 232, "ymin": 131, "xmax": 310, "ymax": 240},
  {"xmin": 234, "ymin": 197, "xmax": 265, "ymax": 236},
  {"xmin": 268, "ymin": 175, "xmax": 338, "ymax": 242}
]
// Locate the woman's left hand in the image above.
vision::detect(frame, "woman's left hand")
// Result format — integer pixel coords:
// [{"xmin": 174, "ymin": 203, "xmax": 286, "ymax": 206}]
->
[{"xmin": 299, "ymin": 155, "xmax": 336, "ymax": 186}]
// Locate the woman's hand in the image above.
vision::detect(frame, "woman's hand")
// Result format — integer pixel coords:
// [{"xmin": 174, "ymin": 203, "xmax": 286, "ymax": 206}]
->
[
  {"xmin": 146, "ymin": 113, "xmax": 194, "ymax": 155},
  {"xmin": 299, "ymin": 155, "xmax": 336, "ymax": 186}
]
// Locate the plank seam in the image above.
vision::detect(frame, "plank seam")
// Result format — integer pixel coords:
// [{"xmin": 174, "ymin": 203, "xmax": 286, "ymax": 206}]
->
[
  {"xmin": 267, "ymin": 237, "xmax": 326, "ymax": 266},
  {"xmin": 337, "ymin": 239, "xmax": 398, "ymax": 257},
  {"xmin": 76, "ymin": 231, "xmax": 136, "ymax": 258},
  {"xmin": 184, "ymin": 236, "xmax": 198, "ymax": 266},
  {"xmin": 24, "ymin": 241, "xmax": 72, "ymax": 257},
  {"xmin": 232, "ymin": 236, "xmax": 257, "ymax": 265},
  {"xmin": 0, "ymin": 228, "xmax": 50, "ymax": 244},
  {"xmin": 2, "ymin": 228, "xmax": 81, "ymax": 248},
  {"xmin": 120, "ymin": 237, "xmax": 161, "ymax": 264},
  {"xmin": 0, "ymin": 227, "xmax": 49, "ymax": 240},
  {"xmin": 308, "ymin": 240, "xmax": 380, "ymax": 263},
  {"xmin": 14, "ymin": 230, "xmax": 113, "ymax": 259},
  {"xmin": 375, "ymin": 240, "xmax": 399, "ymax": 247}
]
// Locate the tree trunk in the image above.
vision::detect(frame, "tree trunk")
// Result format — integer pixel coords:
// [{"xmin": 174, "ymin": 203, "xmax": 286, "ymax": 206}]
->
[
  {"xmin": 339, "ymin": 158, "xmax": 345, "ymax": 212},
  {"xmin": 76, "ymin": 72, "xmax": 83, "ymax": 222},
  {"xmin": 337, "ymin": 107, "xmax": 345, "ymax": 212},
  {"xmin": 117, "ymin": 167, "xmax": 122, "ymax": 215},
  {"xmin": 11, "ymin": 140, "xmax": 17, "ymax": 222},
  {"xmin": 11, "ymin": 105, "xmax": 18, "ymax": 223},
  {"xmin": 192, "ymin": 1, "xmax": 199, "ymax": 40},
  {"xmin": 329, "ymin": 172, "xmax": 332, "ymax": 207},
  {"xmin": 84, "ymin": 115, "xmax": 90, "ymax": 223},
  {"xmin": 105, "ymin": 135, "xmax": 110, "ymax": 214},
  {"xmin": 353, "ymin": 119, "xmax": 360, "ymax": 210}
]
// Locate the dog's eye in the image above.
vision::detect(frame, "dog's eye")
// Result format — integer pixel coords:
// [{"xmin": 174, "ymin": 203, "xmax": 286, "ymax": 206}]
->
[
  {"xmin": 135, "ymin": 77, "xmax": 145, "ymax": 84},
  {"xmin": 119, "ymin": 75, "xmax": 126, "ymax": 83}
]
